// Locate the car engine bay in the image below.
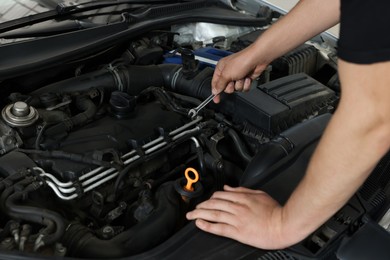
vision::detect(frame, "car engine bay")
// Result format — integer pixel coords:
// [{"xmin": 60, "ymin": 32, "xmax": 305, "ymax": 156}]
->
[{"xmin": 1, "ymin": 1, "xmax": 390, "ymax": 259}]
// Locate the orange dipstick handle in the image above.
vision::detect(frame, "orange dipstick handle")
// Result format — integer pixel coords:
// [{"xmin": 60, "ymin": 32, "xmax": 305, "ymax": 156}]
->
[{"xmin": 184, "ymin": 167, "xmax": 199, "ymax": 192}]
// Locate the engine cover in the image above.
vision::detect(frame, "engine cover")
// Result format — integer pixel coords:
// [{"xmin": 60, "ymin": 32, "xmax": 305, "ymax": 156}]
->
[
  {"xmin": 226, "ymin": 73, "xmax": 335, "ymax": 135},
  {"xmin": 41, "ymin": 102, "xmax": 184, "ymax": 179}
]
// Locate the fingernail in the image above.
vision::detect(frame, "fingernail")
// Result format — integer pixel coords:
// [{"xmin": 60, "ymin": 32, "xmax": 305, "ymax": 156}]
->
[{"xmin": 245, "ymin": 78, "xmax": 251, "ymax": 86}]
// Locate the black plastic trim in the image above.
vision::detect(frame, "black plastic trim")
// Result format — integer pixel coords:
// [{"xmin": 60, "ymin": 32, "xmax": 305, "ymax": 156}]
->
[{"xmin": 337, "ymin": 217, "xmax": 390, "ymax": 260}]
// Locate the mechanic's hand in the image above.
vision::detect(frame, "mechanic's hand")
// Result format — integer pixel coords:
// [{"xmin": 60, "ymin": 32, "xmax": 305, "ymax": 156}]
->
[
  {"xmin": 212, "ymin": 46, "xmax": 268, "ymax": 103},
  {"xmin": 186, "ymin": 185, "xmax": 286, "ymax": 250}
]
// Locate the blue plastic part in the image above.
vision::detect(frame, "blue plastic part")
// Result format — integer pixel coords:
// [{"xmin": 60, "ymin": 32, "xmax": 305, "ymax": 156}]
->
[{"xmin": 163, "ymin": 47, "xmax": 233, "ymax": 68}]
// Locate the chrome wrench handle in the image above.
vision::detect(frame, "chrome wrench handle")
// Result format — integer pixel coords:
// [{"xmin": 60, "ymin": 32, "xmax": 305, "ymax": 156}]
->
[{"xmin": 188, "ymin": 93, "xmax": 216, "ymax": 119}]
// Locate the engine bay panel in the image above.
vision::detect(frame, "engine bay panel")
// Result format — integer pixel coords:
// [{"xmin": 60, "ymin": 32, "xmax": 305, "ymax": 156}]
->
[{"xmin": 2, "ymin": 1, "xmax": 387, "ymax": 259}]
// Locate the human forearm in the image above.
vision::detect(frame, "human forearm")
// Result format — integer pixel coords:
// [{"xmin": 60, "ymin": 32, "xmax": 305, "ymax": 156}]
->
[
  {"xmin": 251, "ymin": 0, "xmax": 340, "ymax": 64},
  {"xmin": 189, "ymin": 1, "xmax": 390, "ymax": 250},
  {"xmin": 187, "ymin": 61, "xmax": 390, "ymax": 250},
  {"xmin": 211, "ymin": 0, "xmax": 340, "ymax": 99},
  {"xmin": 278, "ymin": 60, "xmax": 390, "ymax": 246}
]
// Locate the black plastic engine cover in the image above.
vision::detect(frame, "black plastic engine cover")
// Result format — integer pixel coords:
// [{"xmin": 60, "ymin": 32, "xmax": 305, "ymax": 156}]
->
[
  {"xmin": 230, "ymin": 73, "xmax": 335, "ymax": 135},
  {"xmin": 41, "ymin": 102, "xmax": 184, "ymax": 179},
  {"xmin": 0, "ymin": 151, "xmax": 36, "ymax": 177}
]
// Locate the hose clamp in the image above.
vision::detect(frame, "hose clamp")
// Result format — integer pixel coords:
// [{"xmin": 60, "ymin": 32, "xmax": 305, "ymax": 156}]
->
[{"xmin": 107, "ymin": 64, "xmax": 124, "ymax": 92}]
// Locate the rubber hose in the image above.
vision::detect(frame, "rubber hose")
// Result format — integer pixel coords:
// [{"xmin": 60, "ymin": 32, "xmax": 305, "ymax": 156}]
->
[
  {"xmin": 32, "ymin": 69, "xmax": 117, "ymax": 95},
  {"xmin": 31, "ymin": 63, "xmax": 212, "ymax": 102},
  {"xmin": 72, "ymin": 97, "xmax": 98, "ymax": 126},
  {"xmin": 63, "ymin": 183, "xmax": 181, "ymax": 258},
  {"xmin": 18, "ymin": 149, "xmax": 111, "ymax": 168},
  {"xmin": 5, "ymin": 184, "xmax": 66, "ymax": 246},
  {"xmin": 227, "ymin": 128, "xmax": 252, "ymax": 164},
  {"xmin": 0, "ymin": 170, "xmax": 27, "ymax": 193},
  {"xmin": 0, "ymin": 178, "xmax": 33, "ymax": 212},
  {"xmin": 45, "ymin": 97, "xmax": 97, "ymax": 135},
  {"xmin": 196, "ymin": 145, "xmax": 206, "ymax": 176}
]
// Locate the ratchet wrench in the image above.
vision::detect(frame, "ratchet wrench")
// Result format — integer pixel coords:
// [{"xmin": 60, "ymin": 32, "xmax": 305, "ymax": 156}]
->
[{"xmin": 188, "ymin": 93, "xmax": 216, "ymax": 119}]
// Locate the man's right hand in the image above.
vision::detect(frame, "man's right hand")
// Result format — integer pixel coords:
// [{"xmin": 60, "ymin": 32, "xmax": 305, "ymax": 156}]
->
[
  {"xmin": 211, "ymin": 0, "xmax": 341, "ymax": 104},
  {"xmin": 211, "ymin": 45, "xmax": 268, "ymax": 103}
]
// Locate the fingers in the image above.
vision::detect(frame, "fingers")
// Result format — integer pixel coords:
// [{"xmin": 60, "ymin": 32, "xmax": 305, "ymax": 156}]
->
[
  {"xmin": 194, "ymin": 196, "xmax": 243, "ymax": 214},
  {"xmin": 225, "ymin": 82, "xmax": 235, "ymax": 93},
  {"xmin": 213, "ymin": 81, "xmax": 233, "ymax": 103},
  {"xmin": 243, "ymin": 78, "xmax": 252, "ymax": 92},
  {"xmin": 223, "ymin": 185, "xmax": 264, "ymax": 194},
  {"xmin": 186, "ymin": 183, "xmax": 283, "ymax": 249},
  {"xmin": 186, "ymin": 205, "xmax": 237, "ymax": 225},
  {"xmin": 212, "ymin": 60, "xmax": 229, "ymax": 97},
  {"xmin": 209, "ymin": 191, "xmax": 253, "ymax": 206},
  {"xmin": 194, "ymin": 219, "xmax": 238, "ymax": 239},
  {"xmin": 218, "ymin": 79, "xmax": 252, "ymax": 93},
  {"xmin": 212, "ymin": 56, "xmax": 248, "ymax": 97},
  {"xmin": 186, "ymin": 198, "xmax": 242, "ymax": 239},
  {"xmin": 234, "ymin": 79, "xmax": 245, "ymax": 92},
  {"xmin": 212, "ymin": 75, "xmax": 252, "ymax": 102},
  {"xmin": 236, "ymin": 78, "xmax": 254, "ymax": 92}
]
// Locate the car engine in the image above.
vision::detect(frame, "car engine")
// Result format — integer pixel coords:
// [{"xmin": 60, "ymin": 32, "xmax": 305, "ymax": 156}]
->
[{"xmin": 0, "ymin": 3, "xmax": 341, "ymax": 258}]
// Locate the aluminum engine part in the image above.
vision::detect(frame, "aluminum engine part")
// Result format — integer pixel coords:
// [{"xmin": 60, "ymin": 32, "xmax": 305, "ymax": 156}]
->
[{"xmin": 2, "ymin": 101, "xmax": 39, "ymax": 127}]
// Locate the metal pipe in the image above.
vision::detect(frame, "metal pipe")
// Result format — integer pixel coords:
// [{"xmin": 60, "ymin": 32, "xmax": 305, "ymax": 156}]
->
[
  {"xmin": 83, "ymin": 172, "xmax": 119, "ymax": 193},
  {"xmin": 81, "ymin": 168, "xmax": 116, "ymax": 187},
  {"xmin": 44, "ymin": 119, "xmax": 204, "ymax": 200}
]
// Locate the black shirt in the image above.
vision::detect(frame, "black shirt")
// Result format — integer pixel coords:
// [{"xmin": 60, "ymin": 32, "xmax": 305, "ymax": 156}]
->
[{"xmin": 338, "ymin": 0, "xmax": 390, "ymax": 64}]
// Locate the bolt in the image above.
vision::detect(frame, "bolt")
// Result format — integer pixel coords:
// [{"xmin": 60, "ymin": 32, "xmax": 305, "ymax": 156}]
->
[
  {"xmin": 6, "ymin": 137, "xmax": 13, "ymax": 145},
  {"xmin": 11, "ymin": 102, "xmax": 30, "ymax": 117},
  {"xmin": 102, "ymin": 226, "xmax": 114, "ymax": 234},
  {"xmin": 217, "ymin": 162, "xmax": 223, "ymax": 170}
]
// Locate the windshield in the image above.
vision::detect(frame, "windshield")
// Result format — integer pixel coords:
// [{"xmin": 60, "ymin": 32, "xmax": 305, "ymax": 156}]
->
[
  {"xmin": 0, "ymin": 0, "xmax": 58, "ymax": 22},
  {"xmin": 0, "ymin": 0, "xmax": 135, "ymax": 44},
  {"xmin": 0, "ymin": 0, "xmax": 52, "ymax": 43}
]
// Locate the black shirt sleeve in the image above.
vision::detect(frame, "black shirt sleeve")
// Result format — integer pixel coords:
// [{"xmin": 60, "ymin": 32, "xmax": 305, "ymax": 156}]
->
[{"xmin": 338, "ymin": 0, "xmax": 390, "ymax": 64}]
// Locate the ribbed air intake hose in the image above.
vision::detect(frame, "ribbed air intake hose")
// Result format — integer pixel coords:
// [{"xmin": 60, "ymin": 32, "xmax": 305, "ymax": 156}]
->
[{"xmin": 32, "ymin": 64, "xmax": 214, "ymax": 101}]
